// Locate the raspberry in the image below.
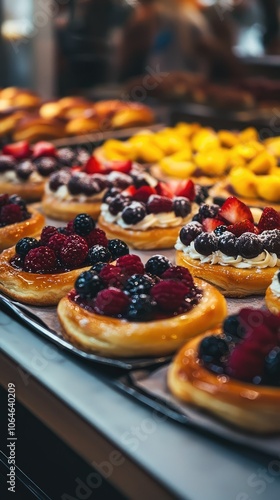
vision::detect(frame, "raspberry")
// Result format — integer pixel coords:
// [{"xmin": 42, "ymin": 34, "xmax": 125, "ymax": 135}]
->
[
  {"xmin": 147, "ymin": 195, "xmax": 173, "ymax": 214},
  {"xmin": 0, "ymin": 204, "xmax": 22, "ymax": 225},
  {"xmin": 65, "ymin": 220, "xmax": 74, "ymax": 235},
  {"xmin": 227, "ymin": 336, "xmax": 267, "ymax": 382},
  {"xmin": 59, "ymin": 235, "xmax": 88, "ymax": 267},
  {"xmin": 86, "ymin": 228, "xmax": 108, "ymax": 248},
  {"xmin": 239, "ymin": 308, "xmax": 280, "ymax": 339},
  {"xmin": 24, "ymin": 247, "xmax": 57, "ymax": 273},
  {"xmin": 47, "ymin": 233, "xmax": 68, "ymax": 255},
  {"xmin": 40, "ymin": 226, "xmax": 58, "ymax": 245},
  {"xmin": 134, "ymin": 186, "xmax": 157, "ymax": 203},
  {"xmin": 151, "ymin": 280, "xmax": 190, "ymax": 312},
  {"xmin": 99, "ymin": 265, "xmax": 124, "ymax": 288},
  {"xmin": 95, "ymin": 288, "xmax": 129, "ymax": 316},
  {"xmin": 73, "ymin": 213, "xmax": 95, "ymax": 236},
  {"xmin": 161, "ymin": 266, "xmax": 194, "ymax": 288},
  {"xmin": 228, "ymin": 220, "xmax": 256, "ymax": 237},
  {"xmin": 0, "ymin": 194, "xmax": 9, "ymax": 207},
  {"xmin": 116, "ymin": 254, "xmax": 144, "ymax": 275},
  {"xmin": 258, "ymin": 207, "xmax": 280, "ymax": 233}
]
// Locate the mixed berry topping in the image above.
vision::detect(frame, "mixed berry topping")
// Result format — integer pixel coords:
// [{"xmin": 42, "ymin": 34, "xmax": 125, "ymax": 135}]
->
[
  {"xmin": 70, "ymin": 256, "xmax": 202, "ymax": 321},
  {"xmin": 198, "ymin": 308, "xmax": 280, "ymax": 386},
  {"xmin": 0, "ymin": 194, "xmax": 30, "ymax": 227}
]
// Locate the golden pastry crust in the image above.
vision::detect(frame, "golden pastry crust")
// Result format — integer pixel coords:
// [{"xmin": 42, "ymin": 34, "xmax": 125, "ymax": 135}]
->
[
  {"xmin": 13, "ymin": 117, "xmax": 65, "ymax": 142},
  {"xmin": 0, "ymin": 180, "xmax": 45, "ymax": 202},
  {"xmin": 65, "ymin": 117, "xmax": 100, "ymax": 136},
  {"xmin": 98, "ymin": 214, "xmax": 190, "ymax": 250},
  {"xmin": 265, "ymin": 286, "xmax": 280, "ymax": 315},
  {"xmin": 0, "ymin": 207, "xmax": 45, "ymax": 251},
  {"xmin": 0, "ymin": 247, "xmax": 90, "ymax": 305},
  {"xmin": 42, "ymin": 193, "xmax": 101, "ymax": 221},
  {"xmin": 111, "ymin": 106, "xmax": 155, "ymax": 129},
  {"xmin": 176, "ymin": 250, "xmax": 278, "ymax": 297},
  {"xmin": 57, "ymin": 279, "xmax": 227, "ymax": 357},
  {"xmin": 168, "ymin": 331, "xmax": 280, "ymax": 433},
  {"xmin": 210, "ymin": 181, "xmax": 280, "ymax": 211}
]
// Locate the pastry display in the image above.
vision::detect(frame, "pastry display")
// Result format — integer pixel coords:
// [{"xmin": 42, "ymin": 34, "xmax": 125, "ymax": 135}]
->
[
  {"xmin": 175, "ymin": 196, "xmax": 280, "ymax": 296},
  {"xmin": 0, "ymin": 213, "xmax": 129, "ymax": 305},
  {"xmin": 0, "ymin": 193, "xmax": 45, "ymax": 251},
  {"xmin": 266, "ymin": 270, "xmax": 280, "ymax": 315},
  {"xmin": 168, "ymin": 308, "xmax": 280, "ymax": 433},
  {"xmin": 12, "ymin": 116, "xmax": 66, "ymax": 143},
  {"xmin": 98, "ymin": 177, "xmax": 209, "ymax": 250},
  {"xmin": 58, "ymin": 254, "xmax": 227, "ymax": 357},
  {"xmin": 0, "ymin": 87, "xmax": 41, "ymax": 110}
]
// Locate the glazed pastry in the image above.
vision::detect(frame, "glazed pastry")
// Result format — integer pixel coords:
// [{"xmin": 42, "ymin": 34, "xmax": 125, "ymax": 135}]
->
[
  {"xmin": 58, "ymin": 254, "xmax": 227, "ymax": 357},
  {"xmin": 98, "ymin": 177, "xmax": 209, "ymax": 250},
  {"xmin": 12, "ymin": 116, "xmax": 65, "ymax": 142},
  {"xmin": 175, "ymin": 196, "xmax": 280, "ymax": 297},
  {"xmin": 0, "ymin": 193, "xmax": 45, "ymax": 251},
  {"xmin": 266, "ymin": 270, "xmax": 280, "ymax": 314},
  {"xmin": 0, "ymin": 87, "xmax": 41, "ymax": 109},
  {"xmin": 168, "ymin": 308, "xmax": 280, "ymax": 433},
  {"xmin": 39, "ymin": 97, "xmax": 93, "ymax": 121},
  {"xmin": 0, "ymin": 110, "xmax": 27, "ymax": 137},
  {"xmin": 0, "ymin": 213, "xmax": 129, "ymax": 305}
]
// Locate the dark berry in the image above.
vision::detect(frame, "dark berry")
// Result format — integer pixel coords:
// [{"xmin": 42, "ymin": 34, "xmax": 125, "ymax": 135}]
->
[
  {"xmin": 126, "ymin": 294, "xmax": 156, "ymax": 321},
  {"xmin": 80, "ymin": 177, "xmax": 102, "ymax": 196},
  {"xmin": 131, "ymin": 173, "xmax": 150, "ymax": 188},
  {"xmin": 90, "ymin": 262, "xmax": 107, "ymax": 274},
  {"xmin": 260, "ymin": 229, "xmax": 280, "ymax": 257},
  {"xmin": 147, "ymin": 195, "xmax": 173, "ymax": 214},
  {"xmin": 0, "ymin": 204, "xmax": 22, "ymax": 225},
  {"xmin": 264, "ymin": 347, "xmax": 280, "ymax": 386},
  {"xmin": 88, "ymin": 245, "xmax": 112, "ymax": 265},
  {"xmin": 24, "ymin": 246, "xmax": 57, "ymax": 273},
  {"xmin": 179, "ymin": 223, "xmax": 202, "ymax": 246},
  {"xmin": 122, "ymin": 202, "xmax": 146, "ymax": 224},
  {"xmin": 75, "ymin": 271, "xmax": 103, "ymax": 298},
  {"xmin": 107, "ymin": 172, "xmax": 132, "ymax": 190},
  {"xmin": 16, "ymin": 160, "xmax": 35, "ymax": 180},
  {"xmin": 199, "ymin": 335, "xmax": 229, "ymax": 364},
  {"xmin": 192, "ymin": 214, "xmax": 202, "ymax": 223},
  {"xmin": 145, "ymin": 255, "xmax": 172, "ymax": 276},
  {"xmin": 124, "ymin": 274, "xmax": 154, "ymax": 295},
  {"xmin": 194, "ymin": 233, "xmax": 218, "ymax": 256},
  {"xmin": 8, "ymin": 195, "xmax": 27, "ymax": 211},
  {"xmin": 0, "ymin": 194, "xmax": 9, "ymax": 207},
  {"xmin": 40, "ymin": 226, "xmax": 58, "ymax": 245},
  {"xmin": 103, "ymin": 187, "xmax": 121, "ymax": 203},
  {"xmin": 73, "ymin": 214, "xmax": 95, "ymax": 236},
  {"xmin": 59, "ymin": 235, "xmax": 88, "ymax": 268},
  {"xmin": 0, "ymin": 155, "xmax": 16, "ymax": 172},
  {"xmin": 223, "ymin": 315, "xmax": 245, "ymax": 342},
  {"xmin": 108, "ymin": 195, "xmax": 129, "ymax": 215},
  {"xmin": 173, "ymin": 197, "xmax": 191, "ymax": 218},
  {"xmin": 237, "ymin": 233, "xmax": 263, "ymax": 259},
  {"xmin": 49, "ymin": 169, "xmax": 72, "ymax": 191},
  {"xmin": 194, "ymin": 185, "xmax": 208, "ymax": 204},
  {"xmin": 214, "ymin": 225, "xmax": 228, "ymax": 237},
  {"xmin": 76, "ymin": 147, "xmax": 90, "ymax": 165},
  {"xmin": 68, "ymin": 174, "xmax": 85, "ymax": 195},
  {"xmin": 198, "ymin": 204, "xmax": 219, "ymax": 220},
  {"xmin": 95, "ymin": 288, "xmax": 129, "ymax": 316},
  {"xmin": 36, "ymin": 157, "xmax": 58, "ymax": 177},
  {"xmin": 107, "ymin": 239, "xmax": 129, "ymax": 260},
  {"xmin": 15, "ymin": 237, "xmax": 40, "ymax": 257},
  {"xmin": 218, "ymin": 231, "xmax": 238, "ymax": 257},
  {"xmin": 57, "ymin": 147, "xmax": 76, "ymax": 166}
]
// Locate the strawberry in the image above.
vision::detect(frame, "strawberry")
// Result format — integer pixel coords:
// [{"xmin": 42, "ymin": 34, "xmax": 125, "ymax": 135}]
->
[
  {"xmin": 133, "ymin": 185, "xmax": 157, "ymax": 203},
  {"xmin": 84, "ymin": 157, "xmax": 107, "ymax": 174},
  {"xmin": 258, "ymin": 207, "xmax": 280, "ymax": 233},
  {"xmin": 3, "ymin": 140, "xmax": 32, "ymax": 160},
  {"xmin": 121, "ymin": 186, "xmax": 137, "ymax": 198},
  {"xmin": 202, "ymin": 218, "xmax": 224, "ymax": 232},
  {"xmin": 218, "ymin": 196, "xmax": 253, "ymax": 224},
  {"xmin": 107, "ymin": 159, "xmax": 132, "ymax": 174},
  {"xmin": 32, "ymin": 141, "xmax": 57, "ymax": 159},
  {"xmin": 228, "ymin": 220, "xmax": 257, "ymax": 237},
  {"xmin": 155, "ymin": 182, "xmax": 174, "ymax": 199},
  {"xmin": 71, "ymin": 165, "xmax": 82, "ymax": 172},
  {"xmin": 175, "ymin": 180, "xmax": 195, "ymax": 201}
]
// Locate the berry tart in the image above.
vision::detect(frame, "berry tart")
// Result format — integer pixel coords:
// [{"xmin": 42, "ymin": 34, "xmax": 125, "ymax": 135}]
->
[
  {"xmin": 98, "ymin": 178, "xmax": 208, "ymax": 250},
  {"xmin": 168, "ymin": 308, "xmax": 280, "ymax": 433},
  {"xmin": 175, "ymin": 196, "xmax": 280, "ymax": 297},
  {"xmin": 57, "ymin": 255, "xmax": 227, "ymax": 357},
  {"xmin": 0, "ymin": 194, "xmax": 45, "ymax": 251},
  {"xmin": 266, "ymin": 270, "xmax": 280, "ymax": 315},
  {"xmin": 0, "ymin": 213, "xmax": 129, "ymax": 305},
  {"xmin": 0, "ymin": 140, "xmax": 90, "ymax": 202}
]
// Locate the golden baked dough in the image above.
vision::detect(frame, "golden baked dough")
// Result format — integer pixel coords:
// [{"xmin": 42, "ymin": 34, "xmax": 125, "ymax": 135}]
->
[
  {"xmin": 176, "ymin": 250, "xmax": 278, "ymax": 297},
  {"xmin": 57, "ymin": 278, "xmax": 227, "ymax": 357},
  {"xmin": 265, "ymin": 286, "xmax": 280, "ymax": 315},
  {"xmin": 0, "ymin": 207, "xmax": 45, "ymax": 251},
  {"xmin": 111, "ymin": 106, "xmax": 155, "ymax": 129},
  {"xmin": 0, "ymin": 179, "xmax": 45, "ymax": 202},
  {"xmin": 42, "ymin": 193, "xmax": 102, "ymax": 222},
  {"xmin": 0, "ymin": 246, "xmax": 91, "ymax": 306},
  {"xmin": 210, "ymin": 181, "xmax": 280, "ymax": 211},
  {"xmin": 13, "ymin": 117, "xmax": 65, "ymax": 143},
  {"xmin": 168, "ymin": 331, "xmax": 280, "ymax": 433}
]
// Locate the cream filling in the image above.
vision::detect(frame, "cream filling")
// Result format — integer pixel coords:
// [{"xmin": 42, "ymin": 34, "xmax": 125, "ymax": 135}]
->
[
  {"xmin": 0, "ymin": 170, "xmax": 44, "ymax": 184},
  {"xmin": 45, "ymin": 184, "xmax": 106, "ymax": 203},
  {"xmin": 175, "ymin": 239, "xmax": 280, "ymax": 269},
  {"xmin": 270, "ymin": 272, "xmax": 280, "ymax": 298}
]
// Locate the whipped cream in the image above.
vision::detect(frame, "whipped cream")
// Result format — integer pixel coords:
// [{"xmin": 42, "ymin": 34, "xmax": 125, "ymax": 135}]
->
[
  {"xmin": 45, "ymin": 184, "xmax": 106, "ymax": 203},
  {"xmin": 270, "ymin": 271, "xmax": 280, "ymax": 297},
  {"xmin": 175, "ymin": 239, "xmax": 280, "ymax": 269},
  {"xmin": 0, "ymin": 170, "xmax": 44, "ymax": 184}
]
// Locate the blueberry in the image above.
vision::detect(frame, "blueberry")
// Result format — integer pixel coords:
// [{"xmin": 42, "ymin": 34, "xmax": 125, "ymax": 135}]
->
[
  {"xmin": 237, "ymin": 233, "xmax": 263, "ymax": 259},
  {"xmin": 194, "ymin": 185, "xmax": 209, "ymax": 204},
  {"xmin": 74, "ymin": 214, "xmax": 95, "ymax": 236},
  {"xmin": 260, "ymin": 229, "xmax": 280, "ymax": 257},
  {"xmin": 57, "ymin": 147, "xmax": 76, "ymax": 166},
  {"xmin": 15, "ymin": 237, "xmax": 40, "ymax": 257},
  {"xmin": 198, "ymin": 204, "xmax": 219, "ymax": 220},
  {"xmin": 78, "ymin": 177, "xmax": 101, "ymax": 196},
  {"xmin": 264, "ymin": 347, "xmax": 280, "ymax": 386},
  {"xmin": 49, "ymin": 169, "xmax": 72, "ymax": 191},
  {"xmin": 192, "ymin": 214, "xmax": 202, "ymax": 223},
  {"xmin": 68, "ymin": 174, "xmax": 85, "ymax": 195},
  {"xmin": 223, "ymin": 314, "xmax": 245, "ymax": 341},
  {"xmin": 107, "ymin": 239, "xmax": 129, "ymax": 260},
  {"xmin": 88, "ymin": 245, "xmax": 112, "ymax": 265},
  {"xmin": 108, "ymin": 195, "xmax": 129, "ymax": 215},
  {"xmin": 0, "ymin": 155, "xmax": 16, "ymax": 172},
  {"xmin": 199, "ymin": 335, "xmax": 229, "ymax": 364},
  {"xmin": 124, "ymin": 274, "xmax": 154, "ymax": 295},
  {"xmin": 145, "ymin": 255, "xmax": 172, "ymax": 276},
  {"xmin": 122, "ymin": 202, "xmax": 146, "ymax": 224},
  {"xmin": 218, "ymin": 231, "xmax": 238, "ymax": 257},
  {"xmin": 16, "ymin": 160, "xmax": 35, "ymax": 180},
  {"xmin": 75, "ymin": 270, "xmax": 103, "ymax": 298},
  {"xmin": 179, "ymin": 223, "xmax": 202, "ymax": 246},
  {"xmin": 126, "ymin": 294, "xmax": 156, "ymax": 321},
  {"xmin": 173, "ymin": 197, "xmax": 191, "ymax": 218},
  {"xmin": 194, "ymin": 233, "xmax": 218, "ymax": 256},
  {"xmin": 8, "ymin": 195, "xmax": 26, "ymax": 211},
  {"xmin": 90, "ymin": 262, "xmax": 107, "ymax": 274},
  {"xmin": 214, "ymin": 225, "xmax": 228, "ymax": 237},
  {"xmin": 131, "ymin": 174, "xmax": 150, "ymax": 188},
  {"xmin": 102, "ymin": 187, "xmax": 121, "ymax": 203},
  {"xmin": 36, "ymin": 157, "xmax": 58, "ymax": 177}
]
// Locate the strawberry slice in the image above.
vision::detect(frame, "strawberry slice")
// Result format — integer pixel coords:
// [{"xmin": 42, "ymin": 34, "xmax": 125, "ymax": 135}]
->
[
  {"xmin": 258, "ymin": 207, "xmax": 280, "ymax": 233},
  {"xmin": 122, "ymin": 186, "xmax": 137, "ymax": 198},
  {"xmin": 71, "ymin": 165, "xmax": 82, "ymax": 172},
  {"xmin": 3, "ymin": 140, "xmax": 32, "ymax": 159},
  {"xmin": 218, "ymin": 196, "xmax": 253, "ymax": 224},
  {"xmin": 175, "ymin": 180, "xmax": 195, "ymax": 202},
  {"xmin": 32, "ymin": 141, "xmax": 57, "ymax": 159},
  {"xmin": 228, "ymin": 220, "xmax": 257, "ymax": 237},
  {"xmin": 107, "ymin": 159, "xmax": 132, "ymax": 174},
  {"xmin": 155, "ymin": 182, "xmax": 174, "ymax": 199},
  {"xmin": 84, "ymin": 156, "xmax": 107, "ymax": 174},
  {"xmin": 202, "ymin": 218, "xmax": 224, "ymax": 232},
  {"xmin": 134, "ymin": 186, "xmax": 157, "ymax": 203}
]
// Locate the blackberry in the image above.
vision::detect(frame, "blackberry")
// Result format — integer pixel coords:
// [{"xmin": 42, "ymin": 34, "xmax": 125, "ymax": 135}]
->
[
  {"xmin": 198, "ymin": 204, "xmax": 219, "ymax": 220},
  {"xmin": 90, "ymin": 262, "xmax": 107, "ymax": 274},
  {"xmin": 212, "ymin": 196, "xmax": 226, "ymax": 207},
  {"xmin": 194, "ymin": 185, "xmax": 208, "ymax": 204},
  {"xmin": 108, "ymin": 239, "xmax": 129, "ymax": 260},
  {"xmin": 173, "ymin": 197, "xmax": 191, "ymax": 218},
  {"xmin": 75, "ymin": 147, "xmax": 90, "ymax": 166},
  {"xmin": 49, "ymin": 169, "xmax": 71, "ymax": 191},
  {"xmin": 57, "ymin": 147, "xmax": 76, "ymax": 166},
  {"xmin": 223, "ymin": 315, "xmax": 245, "ymax": 342},
  {"xmin": 218, "ymin": 231, "xmax": 238, "ymax": 257},
  {"xmin": 74, "ymin": 214, "xmax": 95, "ymax": 236},
  {"xmin": 131, "ymin": 173, "xmax": 150, "ymax": 188},
  {"xmin": 68, "ymin": 174, "xmax": 85, "ymax": 195},
  {"xmin": 102, "ymin": 187, "xmax": 121, "ymax": 203},
  {"xmin": 108, "ymin": 195, "xmax": 129, "ymax": 215},
  {"xmin": 107, "ymin": 172, "xmax": 132, "ymax": 189},
  {"xmin": 57, "ymin": 227, "xmax": 68, "ymax": 235},
  {"xmin": 79, "ymin": 177, "xmax": 101, "ymax": 196},
  {"xmin": 260, "ymin": 229, "xmax": 280, "ymax": 257},
  {"xmin": 145, "ymin": 255, "xmax": 172, "ymax": 276},
  {"xmin": 237, "ymin": 233, "xmax": 263, "ymax": 259},
  {"xmin": 15, "ymin": 237, "xmax": 40, "ymax": 257},
  {"xmin": 194, "ymin": 233, "xmax": 218, "ymax": 256},
  {"xmin": 124, "ymin": 274, "xmax": 154, "ymax": 295},
  {"xmin": 75, "ymin": 271, "xmax": 103, "ymax": 298},
  {"xmin": 199, "ymin": 335, "xmax": 229, "ymax": 364},
  {"xmin": 88, "ymin": 245, "xmax": 112, "ymax": 265},
  {"xmin": 16, "ymin": 160, "xmax": 35, "ymax": 180},
  {"xmin": 36, "ymin": 157, "xmax": 58, "ymax": 177},
  {"xmin": 122, "ymin": 202, "xmax": 146, "ymax": 224},
  {"xmin": 179, "ymin": 223, "xmax": 202, "ymax": 246},
  {"xmin": 0, "ymin": 155, "xmax": 16, "ymax": 172},
  {"xmin": 192, "ymin": 213, "xmax": 202, "ymax": 223},
  {"xmin": 8, "ymin": 195, "xmax": 27, "ymax": 211},
  {"xmin": 214, "ymin": 225, "xmax": 228, "ymax": 237},
  {"xmin": 264, "ymin": 347, "xmax": 280, "ymax": 386},
  {"xmin": 126, "ymin": 294, "xmax": 156, "ymax": 321}
]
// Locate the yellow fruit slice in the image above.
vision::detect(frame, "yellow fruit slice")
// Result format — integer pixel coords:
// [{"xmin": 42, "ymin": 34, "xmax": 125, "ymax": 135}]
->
[
  {"xmin": 238, "ymin": 127, "xmax": 258, "ymax": 143},
  {"xmin": 229, "ymin": 167, "xmax": 258, "ymax": 198},
  {"xmin": 103, "ymin": 139, "xmax": 137, "ymax": 161},
  {"xmin": 247, "ymin": 151, "xmax": 276, "ymax": 174},
  {"xmin": 192, "ymin": 129, "xmax": 219, "ymax": 152},
  {"xmin": 218, "ymin": 130, "xmax": 238, "ymax": 148},
  {"xmin": 195, "ymin": 148, "xmax": 229, "ymax": 176},
  {"xmin": 159, "ymin": 158, "xmax": 196, "ymax": 178},
  {"xmin": 255, "ymin": 176, "xmax": 280, "ymax": 202}
]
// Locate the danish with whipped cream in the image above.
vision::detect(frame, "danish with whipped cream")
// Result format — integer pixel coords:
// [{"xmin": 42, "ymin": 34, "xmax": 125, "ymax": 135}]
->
[
  {"xmin": 58, "ymin": 254, "xmax": 227, "ymax": 357},
  {"xmin": 175, "ymin": 196, "xmax": 280, "ymax": 297},
  {"xmin": 266, "ymin": 270, "xmax": 280, "ymax": 315},
  {"xmin": 168, "ymin": 308, "xmax": 280, "ymax": 433}
]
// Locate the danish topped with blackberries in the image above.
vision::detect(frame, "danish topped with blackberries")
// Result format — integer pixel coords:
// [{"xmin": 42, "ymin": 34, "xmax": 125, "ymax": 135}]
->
[
  {"xmin": 168, "ymin": 308, "xmax": 280, "ymax": 433},
  {"xmin": 176, "ymin": 196, "xmax": 280, "ymax": 296},
  {"xmin": 57, "ymin": 254, "xmax": 227, "ymax": 357}
]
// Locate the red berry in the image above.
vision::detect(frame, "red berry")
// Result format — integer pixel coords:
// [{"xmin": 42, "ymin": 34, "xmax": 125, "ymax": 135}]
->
[
  {"xmin": 59, "ymin": 235, "xmax": 88, "ymax": 267},
  {"xmin": 151, "ymin": 280, "xmax": 190, "ymax": 312},
  {"xmin": 116, "ymin": 254, "xmax": 144, "ymax": 275},
  {"xmin": 65, "ymin": 220, "xmax": 75, "ymax": 235},
  {"xmin": 24, "ymin": 247, "xmax": 57, "ymax": 273},
  {"xmin": 47, "ymin": 233, "xmax": 68, "ymax": 255},
  {"xmin": 156, "ymin": 182, "xmax": 174, "ymax": 199},
  {"xmin": 40, "ymin": 226, "xmax": 58, "ymax": 245},
  {"xmin": 0, "ymin": 194, "xmax": 9, "ymax": 207},
  {"xmin": 133, "ymin": 186, "xmax": 157, "ymax": 203},
  {"xmin": 227, "ymin": 341, "xmax": 265, "ymax": 382},
  {"xmin": 258, "ymin": 207, "xmax": 280, "ymax": 233},
  {"xmin": 108, "ymin": 159, "xmax": 132, "ymax": 174},
  {"xmin": 239, "ymin": 308, "xmax": 280, "ymax": 340},
  {"xmin": 0, "ymin": 204, "xmax": 22, "ymax": 225},
  {"xmin": 84, "ymin": 157, "xmax": 107, "ymax": 174},
  {"xmin": 86, "ymin": 228, "xmax": 108, "ymax": 248},
  {"xmin": 147, "ymin": 195, "xmax": 173, "ymax": 214},
  {"xmin": 218, "ymin": 196, "xmax": 253, "ymax": 224},
  {"xmin": 228, "ymin": 220, "xmax": 256, "ymax": 237},
  {"xmin": 161, "ymin": 266, "xmax": 194, "ymax": 288},
  {"xmin": 121, "ymin": 186, "xmax": 137, "ymax": 198},
  {"xmin": 32, "ymin": 141, "xmax": 57, "ymax": 159},
  {"xmin": 95, "ymin": 287, "xmax": 129, "ymax": 316},
  {"xmin": 99, "ymin": 265, "xmax": 124, "ymax": 288},
  {"xmin": 202, "ymin": 218, "xmax": 224, "ymax": 232},
  {"xmin": 3, "ymin": 140, "xmax": 32, "ymax": 160},
  {"xmin": 175, "ymin": 180, "xmax": 195, "ymax": 202}
]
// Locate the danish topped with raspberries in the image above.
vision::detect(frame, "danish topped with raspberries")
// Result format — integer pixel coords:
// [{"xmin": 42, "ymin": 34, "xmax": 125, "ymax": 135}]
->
[
  {"xmin": 0, "ymin": 193, "xmax": 44, "ymax": 251},
  {"xmin": 176, "ymin": 196, "xmax": 280, "ymax": 297},
  {"xmin": 0, "ymin": 213, "xmax": 129, "ymax": 306},
  {"xmin": 98, "ymin": 178, "xmax": 208, "ymax": 250},
  {"xmin": 168, "ymin": 308, "xmax": 280, "ymax": 433},
  {"xmin": 58, "ymin": 254, "xmax": 227, "ymax": 357},
  {"xmin": 0, "ymin": 140, "xmax": 90, "ymax": 201},
  {"xmin": 266, "ymin": 270, "xmax": 280, "ymax": 315}
]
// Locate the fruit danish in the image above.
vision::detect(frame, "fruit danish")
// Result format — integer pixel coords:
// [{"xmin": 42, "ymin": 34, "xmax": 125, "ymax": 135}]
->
[
  {"xmin": 266, "ymin": 270, "xmax": 280, "ymax": 315},
  {"xmin": 58, "ymin": 255, "xmax": 227, "ymax": 357},
  {"xmin": 98, "ymin": 178, "xmax": 209, "ymax": 250},
  {"xmin": 168, "ymin": 308, "xmax": 280, "ymax": 433},
  {"xmin": 0, "ymin": 194, "xmax": 44, "ymax": 251},
  {"xmin": 0, "ymin": 213, "xmax": 129, "ymax": 306},
  {"xmin": 175, "ymin": 196, "xmax": 280, "ymax": 297}
]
